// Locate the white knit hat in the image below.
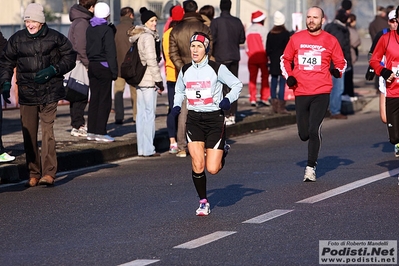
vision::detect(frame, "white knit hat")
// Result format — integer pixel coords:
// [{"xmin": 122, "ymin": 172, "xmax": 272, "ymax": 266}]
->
[
  {"xmin": 273, "ymin": 11, "xmax": 285, "ymax": 26},
  {"xmin": 94, "ymin": 2, "xmax": 110, "ymax": 18},
  {"xmin": 24, "ymin": 3, "xmax": 45, "ymax": 23}
]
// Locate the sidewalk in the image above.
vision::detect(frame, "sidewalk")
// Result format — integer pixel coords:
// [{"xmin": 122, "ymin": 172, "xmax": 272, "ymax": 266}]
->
[{"xmin": 0, "ymin": 84, "xmax": 378, "ymax": 183}]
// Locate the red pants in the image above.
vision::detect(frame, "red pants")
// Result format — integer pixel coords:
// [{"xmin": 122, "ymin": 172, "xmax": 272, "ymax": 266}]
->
[{"xmin": 248, "ymin": 61, "xmax": 270, "ymax": 103}]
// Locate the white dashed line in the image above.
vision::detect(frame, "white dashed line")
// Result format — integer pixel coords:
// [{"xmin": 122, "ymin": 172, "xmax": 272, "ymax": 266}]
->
[
  {"xmin": 117, "ymin": 259, "xmax": 160, "ymax": 266},
  {"xmin": 173, "ymin": 231, "xmax": 237, "ymax": 249},
  {"xmin": 242, "ymin": 209, "xmax": 294, "ymax": 224}
]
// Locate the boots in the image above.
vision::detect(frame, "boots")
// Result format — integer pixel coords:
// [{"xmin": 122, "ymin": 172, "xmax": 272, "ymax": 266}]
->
[
  {"xmin": 271, "ymin": 99, "xmax": 279, "ymax": 113},
  {"xmin": 277, "ymin": 100, "xmax": 288, "ymax": 114}
]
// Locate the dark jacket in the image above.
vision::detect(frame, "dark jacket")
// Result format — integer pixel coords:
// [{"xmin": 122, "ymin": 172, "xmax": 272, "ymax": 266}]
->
[
  {"xmin": 0, "ymin": 24, "xmax": 76, "ymax": 105},
  {"xmin": 115, "ymin": 16, "xmax": 134, "ymax": 76},
  {"xmin": 369, "ymin": 15, "xmax": 389, "ymax": 41},
  {"xmin": 0, "ymin": 31, "xmax": 7, "ymax": 52},
  {"xmin": 266, "ymin": 28, "xmax": 290, "ymax": 76},
  {"xmin": 68, "ymin": 3, "xmax": 92, "ymax": 68},
  {"xmin": 86, "ymin": 19, "xmax": 118, "ymax": 80},
  {"xmin": 324, "ymin": 20, "xmax": 352, "ymax": 68},
  {"xmin": 169, "ymin": 12, "xmax": 212, "ymax": 71},
  {"xmin": 210, "ymin": 11, "xmax": 245, "ymax": 62}
]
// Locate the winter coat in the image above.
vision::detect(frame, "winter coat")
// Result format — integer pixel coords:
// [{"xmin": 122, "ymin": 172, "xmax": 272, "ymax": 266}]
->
[
  {"xmin": 348, "ymin": 26, "xmax": 361, "ymax": 65},
  {"xmin": 127, "ymin": 25, "xmax": 162, "ymax": 87},
  {"xmin": 0, "ymin": 24, "xmax": 76, "ymax": 105},
  {"xmin": 324, "ymin": 19, "xmax": 352, "ymax": 69},
  {"xmin": 115, "ymin": 16, "xmax": 134, "ymax": 76},
  {"xmin": 68, "ymin": 3, "xmax": 92, "ymax": 68},
  {"xmin": 169, "ymin": 12, "xmax": 213, "ymax": 71},
  {"xmin": 266, "ymin": 28, "xmax": 290, "ymax": 76}
]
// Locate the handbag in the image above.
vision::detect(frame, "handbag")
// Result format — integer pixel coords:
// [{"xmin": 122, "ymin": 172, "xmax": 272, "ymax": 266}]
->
[{"xmin": 64, "ymin": 61, "xmax": 89, "ymax": 103}]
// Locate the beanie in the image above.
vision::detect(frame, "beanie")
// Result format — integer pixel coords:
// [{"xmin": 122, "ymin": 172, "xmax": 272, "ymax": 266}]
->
[
  {"xmin": 341, "ymin": 0, "xmax": 352, "ymax": 11},
  {"xmin": 24, "ymin": 3, "xmax": 45, "ymax": 23},
  {"xmin": 388, "ymin": 10, "xmax": 396, "ymax": 20},
  {"xmin": 140, "ymin": 7, "xmax": 157, "ymax": 24},
  {"xmin": 190, "ymin": 32, "xmax": 210, "ymax": 53},
  {"xmin": 273, "ymin": 11, "xmax": 285, "ymax": 26},
  {"xmin": 94, "ymin": 2, "xmax": 110, "ymax": 18},
  {"xmin": 251, "ymin": 10, "xmax": 266, "ymax": 23},
  {"xmin": 171, "ymin": 6, "xmax": 184, "ymax": 21},
  {"xmin": 220, "ymin": 0, "xmax": 232, "ymax": 11}
]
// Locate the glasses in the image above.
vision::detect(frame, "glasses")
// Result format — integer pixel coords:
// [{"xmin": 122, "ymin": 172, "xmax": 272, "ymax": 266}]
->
[{"xmin": 389, "ymin": 19, "xmax": 397, "ymax": 23}]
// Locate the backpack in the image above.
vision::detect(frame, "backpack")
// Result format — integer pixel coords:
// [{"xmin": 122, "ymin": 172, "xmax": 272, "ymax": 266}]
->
[{"xmin": 120, "ymin": 40, "xmax": 147, "ymax": 86}]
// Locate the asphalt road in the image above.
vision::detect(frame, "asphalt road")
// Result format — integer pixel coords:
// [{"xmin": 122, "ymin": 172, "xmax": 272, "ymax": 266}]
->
[{"xmin": 1, "ymin": 100, "xmax": 398, "ymax": 265}]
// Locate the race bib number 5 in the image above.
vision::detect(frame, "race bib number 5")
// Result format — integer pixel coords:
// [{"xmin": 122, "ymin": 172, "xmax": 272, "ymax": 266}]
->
[
  {"xmin": 186, "ymin": 81, "xmax": 213, "ymax": 106},
  {"xmin": 298, "ymin": 49, "xmax": 322, "ymax": 71}
]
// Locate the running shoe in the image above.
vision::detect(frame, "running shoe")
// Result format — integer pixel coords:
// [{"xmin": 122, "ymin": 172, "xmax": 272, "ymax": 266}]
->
[
  {"xmin": 303, "ymin": 166, "xmax": 316, "ymax": 182},
  {"xmin": 0, "ymin": 152, "xmax": 15, "ymax": 163},
  {"xmin": 86, "ymin": 133, "xmax": 97, "ymax": 141},
  {"xmin": 71, "ymin": 127, "xmax": 87, "ymax": 137},
  {"xmin": 169, "ymin": 145, "xmax": 179, "ymax": 154},
  {"xmin": 176, "ymin": 150, "xmax": 187, "ymax": 157},
  {"xmin": 221, "ymin": 143, "xmax": 230, "ymax": 168},
  {"xmin": 95, "ymin": 134, "xmax": 115, "ymax": 142},
  {"xmin": 196, "ymin": 199, "xmax": 210, "ymax": 216},
  {"xmin": 395, "ymin": 144, "xmax": 399, "ymax": 158}
]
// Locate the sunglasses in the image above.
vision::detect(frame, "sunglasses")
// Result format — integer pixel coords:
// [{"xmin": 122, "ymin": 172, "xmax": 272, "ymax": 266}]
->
[{"xmin": 389, "ymin": 19, "xmax": 397, "ymax": 23}]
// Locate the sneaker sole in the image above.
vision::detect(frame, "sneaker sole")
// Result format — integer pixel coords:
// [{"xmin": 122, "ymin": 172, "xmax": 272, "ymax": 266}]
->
[{"xmin": 303, "ymin": 178, "xmax": 316, "ymax": 182}]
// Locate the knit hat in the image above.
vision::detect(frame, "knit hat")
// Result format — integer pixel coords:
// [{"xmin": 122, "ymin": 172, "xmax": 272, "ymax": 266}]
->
[
  {"xmin": 252, "ymin": 10, "xmax": 266, "ymax": 23},
  {"xmin": 140, "ymin": 7, "xmax": 157, "ymax": 24},
  {"xmin": 341, "ymin": 0, "xmax": 352, "ymax": 11},
  {"xmin": 171, "ymin": 6, "xmax": 184, "ymax": 21},
  {"xmin": 388, "ymin": 10, "xmax": 396, "ymax": 20},
  {"xmin": 24, "ymin": 3, "xmax": 45, "ymax": 23},
  {"xmin": 94, "ymin": 2, "xmax": 110, "ymax": 18},
  {"xmin": 220, "ymin": 0, "xmax": 232, "ymax": 11},
  {"xmin": 273, "ymin": 11, "xmax": 285, "ymax": 26},
  {"xmin": 190, "ymin": 32, "xmax": 210, "ymax": 53}
]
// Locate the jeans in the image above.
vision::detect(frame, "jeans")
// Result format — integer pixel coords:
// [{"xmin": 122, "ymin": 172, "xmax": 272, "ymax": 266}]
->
[
  {"xmin": 270, "ymin": 75, "xmax": 286, "ymax": 100},
  {"xmin": 329, "ymin": 73, "xmax": 345, "ymax": 115},
  {"xmin": 136, "ymin": 86, "xmax": 157, "ymax": 156}
]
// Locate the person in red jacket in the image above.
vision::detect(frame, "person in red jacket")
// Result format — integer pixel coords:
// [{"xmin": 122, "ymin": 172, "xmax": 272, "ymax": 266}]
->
[
  {"xmin": 280, "ymin": 6, "xmax": 346, "ymax": 182},
  {"xmin": 370, "ymin": 6, "xmax": 399, "ymax": 155}
]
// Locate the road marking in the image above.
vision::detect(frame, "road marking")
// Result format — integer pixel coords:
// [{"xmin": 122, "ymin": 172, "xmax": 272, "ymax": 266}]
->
[
  {"xmin": 242, "ymin": 209, "xmax": 294, "ymax": 224},
  {"xmin": 117, "ymin": 260, "xmax": 160, "ymax": 266},
  {"xmin": 173, "ymin": 231, "xmax": 236, "ymax": 249},
  {"xmin": 296, "ymin": 168, "xmax": 399, "ymax": 204}
]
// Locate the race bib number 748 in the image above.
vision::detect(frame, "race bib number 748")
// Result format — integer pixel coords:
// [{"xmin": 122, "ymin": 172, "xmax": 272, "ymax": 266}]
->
[{"xmin": 298, "ymin": 49, "xmax": 322, "ymax": 71}]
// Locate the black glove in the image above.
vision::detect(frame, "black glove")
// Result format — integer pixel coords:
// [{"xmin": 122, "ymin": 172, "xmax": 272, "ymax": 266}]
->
[
  {"xmin": 155, "ymin": 81, "xmax": 164, "ymax": 92},
  {"xmin": 380, "ymin": 68, "xmax": 394, "ymax": 81},
  {"xmin": 34, "ymin": 65, "xmax": 57, "ymax": 84},
  {"xmin": 330, "ymin": 69, "xmax": 340, "ymax": 78},
  {"xmin": 286, "ymin": 76, "xmax": 297, "ymax": 87},
  {"xmin": 2, "ymin": 81, "xmax": 11, "ymax": 104},
  {"xmin": 219, "ymin": 98, "xmax": 231, "ymax": 110},
  {"xmin": 171, "ymin": 106, "xmax": 181, "ymax": 117},
  {"xmin": 365, "ymin": 65, "xmax": 375, "ymax": 81}
]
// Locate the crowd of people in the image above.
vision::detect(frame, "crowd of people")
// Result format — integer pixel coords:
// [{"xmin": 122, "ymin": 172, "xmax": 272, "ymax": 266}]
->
[{"xmin": 0, "ymin": 0, "xmax": 398, "ymax": 215}]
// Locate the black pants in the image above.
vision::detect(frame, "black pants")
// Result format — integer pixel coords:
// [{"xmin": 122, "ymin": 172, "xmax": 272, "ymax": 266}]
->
[
  {"xmin": 343, "ymin": 68, "xmax": 354, "ymax": 97},
  {"xmin": 218, "ymin": 60, "xmax": 239, "ymax": 118},
  {"xmin": 295, "ymin": 94, "xmax": 330, "ymax": 167},
  {"xmin": 386, "ymin": 97, "xmax": 399, "ymax": 144},
  {"xmin": 87, "ymin": 62, "xmax": 112, "ymax": 135}
]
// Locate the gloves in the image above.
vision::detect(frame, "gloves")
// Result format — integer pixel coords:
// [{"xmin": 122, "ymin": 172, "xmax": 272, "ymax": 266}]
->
[
  {"xmin": 219, "ymin": 98, "xmax": 231, "ymax": 111},
  {"xmin": 171, "ymin": 106, "xmax": 181, "ymax": 117},
  {"xmin": 2, "ymin": 82, "xmax": 11, "ymax": 104},
  {"xmin": 286, "ymin": 76, "xmax": 297, "ymax": 87},
  {"xmin": 380, "ymin": 68, "xmax": 394, "ymax": 81},
  {"xmin": 34, "ymin": 65, "xmax": 57, "ymax": 84},
  {"xmin": 330, "ymin": 69, "xmax": 340, "ymax": 78},
  {"xmin": 155, "ymin": 81, "xmax": 164, "ymax": 92},
  {"xmin": 365, "ymin": 66, "xmax": 375, "ymax": 81}
]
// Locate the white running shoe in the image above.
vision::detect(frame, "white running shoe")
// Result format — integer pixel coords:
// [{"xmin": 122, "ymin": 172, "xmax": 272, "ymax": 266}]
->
[
  {"xmin": 71, "ymin": 128, "xmax": 86, "ymax": 137},
  {"xmin": 86, "ymin": 133, "xmax": 97, "ymax": 141},
  {"xmin": 196, "ymin": 199, "xmax": 210, "ymax": 216},
  {"xmin": 225, "ymin": 116, "xmax": 236, "ymax": 126},
  {"xmin": 95, "ymin": 134, "xmax": 115, "ymax": 142},
  {"xmin": 0, "ymin": 152, "xmax": 15, "ymax": 163},
  {"xmin": 303, "ymin": 166, "xmax": 316, "ymax": 182}
]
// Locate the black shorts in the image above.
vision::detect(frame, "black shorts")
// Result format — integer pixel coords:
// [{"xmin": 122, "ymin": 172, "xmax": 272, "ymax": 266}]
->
[
  {"xmin": 386, "ymin": 97, "xmax": 399, "ymax": 144},
  {"xmin": 186, "ymin": 110, "xmax": 226, "ymax": 150}
]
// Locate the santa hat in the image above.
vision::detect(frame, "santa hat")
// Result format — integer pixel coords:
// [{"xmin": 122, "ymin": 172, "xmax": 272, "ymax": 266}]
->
[
  {"xmin": 273, "ymin": 11, "xmax": 285, "ymax": 26},
  {"xmin": 252, "ymin": 11, "xmax": 266, "ymax": 23}
]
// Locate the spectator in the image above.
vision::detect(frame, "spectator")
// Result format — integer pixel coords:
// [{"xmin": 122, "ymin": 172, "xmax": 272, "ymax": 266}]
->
[
  {"xmin": 86, "ymin": 2, "xmax": 118, "ymax": 142},
  {"xmin": 163, "ymin": 5, "xmax": 184, "ymax": 154},
  {"xmin": 369, "ymin": 6, "xmax": 388, "ymax": 43},
  {"xmin": 67, "ymin": 0, "xmax": 97, "ymax": 138},
  {"xmin": 281, "ymin": 6, "xmax": 346, "ymax": 182},
  {"xmin": 266, "ymin": 10, "xmax": 290, "ymax": 114},
  {"xmin": 127, "ymin": 8, "xmax": 164, "ymax": 157},
  {"xmin": 341, "ymin": 0, "xmax": 352, "ymax": 14},
  {"xmin": 169, "ymin": 0, "xmax": 213, "ymax": 158},
  {"xmin": 245, "ymin": 10, "xmax": 270, "ymax": 107},
  {"xmin": 210, "ymin": 0, "xmax": 245, "ymax": 126},
  {"xmin": 114, "ymin": 7, "xmax": 137, "ymax": 125},
  {"xmin": 324, "ymin": 9, "xmax": 351, "ymax": 119},
  {"xmin": 199, "ymin": 5, "xmax": 214, "ymax": 27},
  {"xmin": 342, "ymin": 13, "xmax": 361, "ymax": 102},
  {"xmin": 0, "ymin": 3, "xmax": 76, "ymax": 186}
]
